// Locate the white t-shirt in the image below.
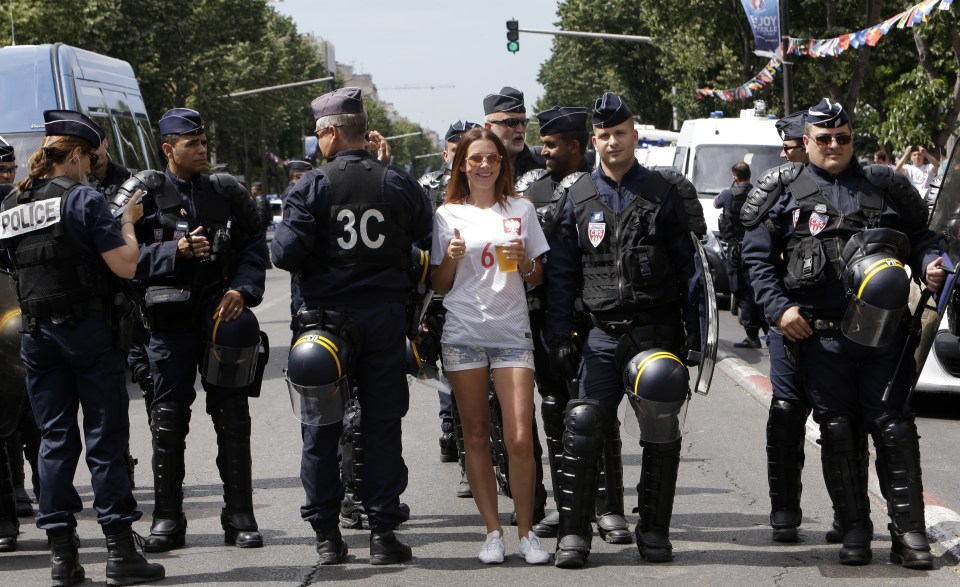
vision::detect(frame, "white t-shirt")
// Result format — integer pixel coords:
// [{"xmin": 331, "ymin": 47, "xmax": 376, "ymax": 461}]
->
[
  {"xmin": 901, "ymin": 163, "xmax": 935, "ymax": 197},
  {"xmin": 431, "ymin": 197, "xmax": 549, "ymax": 349}
]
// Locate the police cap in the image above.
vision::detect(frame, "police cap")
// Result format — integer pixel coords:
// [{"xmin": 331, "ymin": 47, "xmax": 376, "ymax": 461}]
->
[
  {"xmin": 311, "ymin": 87, "xmax": 363, "ymax": 120},
  {"xmin": 593, "ymin": 92, "xmax": 633, "ymax": 128},
  {"xmin": 287, "ymin": 160, "xmax": 313, "ymax": 172},
  {"xmin": 776, "ymin": 111, "xmax": 807, "ymax": 141},
  {"xmin": 445, "ymin": 120, "xmax": 481, "ymax": 143},
  {"xmin": 43, "ymin": 110, "xmax": 105, "ymax": 148},
  {"xmin": 536, "ymin": 106, "xmax": 589, "ymax": 137},
  {"xmin": 483, "ymin": 87, "xmax": 526, "ymax": 115},
  {"xmin": 807, "ymin": 98, "xmax": 850, "ymax": 129},
  {"xmin": 158, "ymin": 108, "xmax": 205, "ymax": 136},
  {"xmin": 0, "ymin": 136, "xmax": 13, "ymax": 162}
]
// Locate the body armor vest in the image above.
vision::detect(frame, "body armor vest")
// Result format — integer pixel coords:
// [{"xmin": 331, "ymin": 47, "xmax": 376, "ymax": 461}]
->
[
  {"xmin": 322, "ymin": 157, "xmax": 410, "ymax": 270},
  {"xmin": 570, "ymin": 173, "xmax": 679, "ymax": 315},
  {"xmin": 1, "ymin": 178, "xmax": 112, "ymax": 319},
  {"xmin": 719, "ymin": 185, "xmax": 750, "ymax": 243},
  {"xmin": 782, "ymin": 168, "xmax": 883, "ymax": 292}
]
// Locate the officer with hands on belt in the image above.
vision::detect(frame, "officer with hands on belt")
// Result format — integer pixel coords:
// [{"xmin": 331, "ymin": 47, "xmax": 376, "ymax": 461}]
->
[
  {"xmin": 741, "ymin": 99, "xmax": 946, "ymax": 568},
  {"xmin": 0, "ymin": 110, "xmax": 164, "ymax": 585},
  {"xmin": 515, "ymin": 106, "xmax": 614, "ymax": 541},
  {"xmin": 272, "ymin": 87, "xmax": 432, "ymax": 565},
  {"xmin": 134, "ymin": 107, "xmax": 269, "ymax": 553},
  {"xmin": 483, "ymin": 87, "xmax": 545, "ymax": 181},
  {"xmin": 545, "ymin": 93, "xmax": 705, "ymax": 568}
]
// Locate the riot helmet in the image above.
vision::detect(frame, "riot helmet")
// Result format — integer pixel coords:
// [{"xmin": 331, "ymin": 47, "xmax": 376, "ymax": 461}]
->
[
  {"xmin": 622, "ymin": 349, "xmax": 690, "ymax": 443},
  {"xmin": 200, "ymin": 306, "xmax": 262, "ymax": 388},
  {"xmin": 109, "ymin": 170, "xmax": 179, "ymax": 218},
  {"xmin": 841, "ymin": 229, "xmax": 911, "ymax": 347},
  {"xmin": 285, "ymin": 329, "xmax": 351, "ymax": 426},
  {"xmin": 405, "ymin": 337, "xmax": 439, "ymax": 381}
]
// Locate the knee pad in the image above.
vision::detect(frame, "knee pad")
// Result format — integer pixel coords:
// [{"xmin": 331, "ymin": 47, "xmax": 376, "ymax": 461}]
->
[
  {"xmin": 541, "ymin": 395, "xmax": 568, "ymax": 438},
  {"xmin": 877, "ymin": 417, "xmax": 918, "ymax": 445},
  {"xmin": 150, "ymin": 402, "xmax": 190, "ymax": 446},
  {"xmin": 563, "ymin": 399, "xmax": 605, "ymax": 458},
  {"xmin": 819, "ymin": 413, "xmax": 860, "ymax": 453}
]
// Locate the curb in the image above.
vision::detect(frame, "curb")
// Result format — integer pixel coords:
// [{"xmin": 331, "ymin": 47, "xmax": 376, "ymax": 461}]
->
[{"xmin": 715, "ymin": 345, "xmax": 960, "ymax": 565}]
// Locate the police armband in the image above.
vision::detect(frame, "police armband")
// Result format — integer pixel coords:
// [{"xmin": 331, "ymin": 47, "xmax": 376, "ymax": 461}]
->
[
  {"xmin": 515, "ymin": 169, "xmax": 549, "ymax": 194},
  {"xmin": 657, "ymin": 169, "xmax": 707, "ymax": 238},
  {"xmin": 863, "ymin": 164, "xmax": 929, "ymax": 231},
  {"xmin": 209, "ymin": 173, "xmax": 262, "ymax": 234},
  {"xmin": 740, "ymin": 162, "xmax": 804, "ymax": 229}
]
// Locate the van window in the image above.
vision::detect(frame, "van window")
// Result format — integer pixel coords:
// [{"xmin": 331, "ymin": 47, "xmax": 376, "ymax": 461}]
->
[{"xmin": 691, "ymin": 146, "xmax": 782, "ymax": 195}]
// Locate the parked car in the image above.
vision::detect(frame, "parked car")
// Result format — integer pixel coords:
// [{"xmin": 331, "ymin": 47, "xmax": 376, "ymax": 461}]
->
[{"xmin": 265, "ymin": 194, "xmax": 282, "ymax": 243}]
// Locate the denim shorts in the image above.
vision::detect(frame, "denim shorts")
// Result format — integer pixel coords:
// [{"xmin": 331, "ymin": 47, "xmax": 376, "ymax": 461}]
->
[{"xmin": 441, "ymin": 344, "xmax": 534, "ymax": 372}]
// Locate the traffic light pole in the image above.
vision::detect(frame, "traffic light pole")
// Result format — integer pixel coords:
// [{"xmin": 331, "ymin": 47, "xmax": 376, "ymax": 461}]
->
[{"xmin": 517, "ymin": 27, "xmax": 652, "ymax": 44}]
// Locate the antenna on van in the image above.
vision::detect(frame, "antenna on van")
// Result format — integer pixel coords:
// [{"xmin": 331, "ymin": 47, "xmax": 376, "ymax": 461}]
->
[{"xmin": 6, "ymin": 0, "xmax": 14, "ymax": 46}]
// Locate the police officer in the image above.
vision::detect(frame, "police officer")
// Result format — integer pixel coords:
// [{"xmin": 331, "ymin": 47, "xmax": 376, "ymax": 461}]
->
[
  {"xmin": 741, "ymin": 99, "xmax": 946, "ymax": 568},
  {"xmin": 418, "ymin": 121, "xmax": 480, "ymax": 487},
  {"xmin": 483, "ymin": 87, "xmax": 544, "ymax": 181},
  {"xmin": 0, "ymin": 136, "xmax": 15, "ymax": 185},
  {"xmin": 135, "ymin": 107, "xmax": 269, "ymax": 552},
  {"xmin": 272, "ymin": 87, "xmax": 431, "ymax": 565},
  {"xmin": 545, "ymin": 94, "xmax": 704, "ymax": 568},
  {"xmin": 715, "ymin": 161, "xmax": 767, "ymax": 348},
  {"xmin": 87, "ymin": 137, "xmax": 133, "ymax": 197},
  {"xmin": 0, "ymin": 136, "xmax": 20, "ymax": 552},
  {"xmin": 0, "ymin": 110, "xmax": 163, "ymax": 584},
  {"xmin": 514, "ymin": 106, "xmax": 607, "ymax": 540},
  {"xmin": 250, "ymin": 181, "xmax": 272, "ymax": 230},
  {"xmin": 284, "ymin": 160, "xmax": 313, "ymax": 199}
]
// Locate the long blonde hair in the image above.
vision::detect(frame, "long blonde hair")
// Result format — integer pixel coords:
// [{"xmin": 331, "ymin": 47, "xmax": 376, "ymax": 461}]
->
[{"xmin": 15, "ymin": 136, "xmax": 94, "ymax": 192}]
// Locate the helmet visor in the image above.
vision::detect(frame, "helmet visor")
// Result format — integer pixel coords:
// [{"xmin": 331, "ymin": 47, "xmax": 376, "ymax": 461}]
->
[
  {"xmin": 841, "ymin": 296, "xmax": 905, "ymax": 348},
  {"xmin": 200, "ymin": 342, "xmax": 260, "ymax": 387},
  {"xmin": 621, "ymin": 395, "xmax": 689, "ymax": 443},
  {"xmin": 286, "ymin": 375, "xmax": 349, "ymax": 426}
]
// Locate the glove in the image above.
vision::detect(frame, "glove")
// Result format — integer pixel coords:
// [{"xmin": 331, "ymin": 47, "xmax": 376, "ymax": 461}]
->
[
  {"xmin": 680, "ymin": 331, "xmax": 702, "ymax": 367},
  {"xmin": 549, "ymin": 333, "xmax": 582, "ymax": 381}
]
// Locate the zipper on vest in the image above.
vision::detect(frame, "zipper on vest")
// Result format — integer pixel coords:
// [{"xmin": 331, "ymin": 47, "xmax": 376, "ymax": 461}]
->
[{"xmin": 614, "ymin": 208, "xmax": 623, "ymax": 306}]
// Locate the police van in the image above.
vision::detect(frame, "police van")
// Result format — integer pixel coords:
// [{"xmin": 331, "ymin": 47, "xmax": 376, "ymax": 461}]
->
[
  {"xmin": 0, "ymin": 42, "xmax": 159, "ymax": 184},
  {"xmin": 673, "ymin": 103, "xmax": 783, "ymax": 234}
]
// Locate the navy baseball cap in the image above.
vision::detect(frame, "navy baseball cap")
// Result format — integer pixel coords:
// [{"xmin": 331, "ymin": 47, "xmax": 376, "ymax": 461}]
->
[
  {"xmin": 537, "ymin": 106, "xmax": 589, "ymax": 136},
  {"xmin": 776, "ymin": 111, "xmax": 807, "ymax": 141},
  {"xmin": 592, "ymin": 93, "xmax": 633, "ymax": 128},
  {"xmin": 483, "ymin": 87, "xmax": 526, "ymax": 115},
  {"xmin": 0, "ymin": 136, "xmax": 13, "ymax": 162},
  {"xmin": 807, "ymin": 99, "xmax": 850, "ymax": 129},
  {"xmin": 444, "ymin": 120, "xmax": 481, "ymax": 143},
  {"xmin": 312, "ymin": 87, "xmax": 364, "ymax": 120},
  {"xmin": 43, "ymin": 110, "xmax": 105, "ymax": 147},
  {"xmin": 158, "ymin": 108, "xmax": 205, "ymax": 136}
]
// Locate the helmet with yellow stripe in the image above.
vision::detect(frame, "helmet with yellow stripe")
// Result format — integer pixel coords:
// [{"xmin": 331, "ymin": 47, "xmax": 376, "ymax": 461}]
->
[
  {"xmin": 285, "ymin": 329, "xmax": 351, "ymax": 426},
  {"xmin": 841, "ymin": 228, "xmax": 911, "ymax": 347},
  {"xmin": 622, "ymin": 349, "xmax": 690, "ymax": 443},
  {"xmin": 200, "ymin": 306, "xmax": 262, "ymax": 389}
]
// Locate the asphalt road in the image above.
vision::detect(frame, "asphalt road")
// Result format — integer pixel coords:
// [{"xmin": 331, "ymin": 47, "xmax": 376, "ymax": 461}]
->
[{"xmin": 1, "ymin": 267, "xmax": 959, "ymax": 585}]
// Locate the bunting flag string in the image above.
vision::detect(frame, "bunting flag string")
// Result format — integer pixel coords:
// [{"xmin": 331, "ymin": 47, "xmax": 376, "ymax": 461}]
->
[{"xmin": 696, "ymin": 0, "xmax": 953, "ymax": 101}]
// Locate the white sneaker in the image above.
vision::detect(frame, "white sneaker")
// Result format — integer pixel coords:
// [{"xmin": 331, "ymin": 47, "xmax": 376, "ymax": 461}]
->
[
  {"xmin": 517, "ymin": 531, "xmax": 551, "ymax": 564},
  {"xmin": 479, "ymin": 530, "xmax": 505, "ymax": 564}
]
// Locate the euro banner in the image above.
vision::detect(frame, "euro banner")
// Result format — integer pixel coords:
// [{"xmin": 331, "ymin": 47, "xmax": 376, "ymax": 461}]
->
[{"xmin": 740, "ymin": 0, "xmax": 781, "ymax": 57}]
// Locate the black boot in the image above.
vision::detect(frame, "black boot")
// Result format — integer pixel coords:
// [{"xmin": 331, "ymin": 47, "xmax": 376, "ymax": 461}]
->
[
  {"xmin": 339, "ymin": 399, "xmax": 368, "ymax": 529},
  {"xmin": 316, "ymin": 525, "xmax": 348, "ymax": 565},
  {"xmin": 0, "ymin": 442, "xmax": 19, "ymax": 552},
  {"xmin": 488, "ymin": 390, "xmax": 511, "ymax": 498},
  {"xmin": 820, "ymin": 415, "xmax": 872, "ymax": 565},
  {"xmin": 635, "ymin": 439, "xmax": 682, "ymax": 563},
  {"xmin": 766, "ymin": 399, "xmax": 808, "ymax": 543},
  {"xmin": 104, "ymin": 527, "xmax": 165, "ymax": 585},
  {"xmin": 211, "ymin": 397, "xmax": 263, "ymax": 548},
  {"xmin": 49, "ymin": 528, "xmax": 85, "ymax": 586},
  {"xmin": 144, "ymin": 402, "xmax": 189, "ymax": 553},
  {"xmin": 439, "ymin": 431, "xmax": 457, "ymax": 463},
  {"xmin": 596, "ymin": 419, "xmax": 632, "ymax": 544},
  {"xmin": 874, "ymin": 418, "xmax": 933, "ymax": 570},
  {"xmin": 533, "ymin": 394, "xmax": 566, "ymax": 538},
  {"xmin": 554, "ymin": 400, "xmax": 604, "ymax": 569},
  {"xmin": 369, "ymin": 528, "xmax": 412, "ymax": 565}
]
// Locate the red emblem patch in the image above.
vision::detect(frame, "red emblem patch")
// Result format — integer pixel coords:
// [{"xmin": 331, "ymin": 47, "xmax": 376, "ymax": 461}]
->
[
  {"xmin": 808, "ymin": 212, "xmax": 828, "ymax": 236},
  {"xmin": 588, "ymin": 222, "xmax": 605, "ymax": 247}
]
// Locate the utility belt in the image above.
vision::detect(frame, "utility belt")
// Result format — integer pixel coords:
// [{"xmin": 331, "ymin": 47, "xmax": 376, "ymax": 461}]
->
[
  {"xmin": 589, "ymin": 310, "xmax": 658, "ymax": 334},
  {"xmin": 802, "ymin": 312, "xmax": 843, "ymax": 335},
  {"xmin": 21, "ymin": 297, "xmax": 107, "ymax": 332}
]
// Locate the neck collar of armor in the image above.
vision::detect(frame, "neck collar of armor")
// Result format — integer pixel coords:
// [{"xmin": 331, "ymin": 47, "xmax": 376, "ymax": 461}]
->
[{"xmin": 807, "ymin": 159, "xmax": 863, "ymax": 182}]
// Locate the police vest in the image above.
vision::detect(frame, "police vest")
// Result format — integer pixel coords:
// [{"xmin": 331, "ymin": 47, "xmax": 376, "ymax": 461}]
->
[
  {"xmin": 323, "ymin": 158, "xmax": 409, "ymax": 270},
  {"xmin": 570, "ymin": 172, "xmax": 679, "ymax": 314},
  {"xmin": 0, "ymin": 178, "xmax": 112, "ymax": 319},
  {"xmin": 719, "ymin": 185, "xmax": 750, "ymax": 243},
  {"xmin": 781, "ymin": 168, "xmax": 885, "ymax": 291}
]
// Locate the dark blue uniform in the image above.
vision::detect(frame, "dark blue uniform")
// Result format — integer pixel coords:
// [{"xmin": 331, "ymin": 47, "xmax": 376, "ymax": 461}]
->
[
  {"xmin": 272, "ymin": 149, "xmax": 431, "ymax": 533},
  {"xmin": 11, "ymin": 182, "xmax": 140, "ymax": 533},
  {"xmin": 715, "ymin": 184, "xmax": 766, "ymax": 341}
]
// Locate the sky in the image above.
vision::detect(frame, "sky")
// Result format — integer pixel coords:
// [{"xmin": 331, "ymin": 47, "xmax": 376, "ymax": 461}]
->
[{"xmin": 270, "ymin": 0, "xmax": 560, "ymax": 142}]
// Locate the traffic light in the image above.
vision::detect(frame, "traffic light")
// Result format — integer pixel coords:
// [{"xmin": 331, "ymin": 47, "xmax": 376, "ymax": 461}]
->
[{"xmin": 506, "ymin": 19, "xmax": 519, "ymax": 53}]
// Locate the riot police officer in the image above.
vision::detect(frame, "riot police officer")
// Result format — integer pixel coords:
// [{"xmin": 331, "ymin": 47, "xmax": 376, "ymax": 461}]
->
[
  {"xmin": 483, "ymin": 87, "xmax": 544, "ymax": 181},
  {"xmin": 134, "ymin": 108, "xmax": 269, "ymax": 552},
  {"xmin": 419, "ymin": 121, "xmax": 481, "ymax": 493},
  {"xmin": 741, "ymin": 99, "xmax": 946, "ymax": 568},
  {"xmin": 272, "ymin": 87, "xmax": 432, "ymax": 565},
  {"xmin": 0, "ymin": 110, "xmax": 163, "ymax": 584},
  {"xmin": 514, "ymin": 106, "xmax": 607, "ymax": 540},
  {"xmin": 545, "ymin": 94, "xmax": 706, "ymax": 568}
]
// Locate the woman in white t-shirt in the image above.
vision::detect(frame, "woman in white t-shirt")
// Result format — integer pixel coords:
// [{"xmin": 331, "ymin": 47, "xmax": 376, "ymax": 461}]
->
[{"xmin": 430, "ymin": 128, "xmax": 550, "ymax": 565}]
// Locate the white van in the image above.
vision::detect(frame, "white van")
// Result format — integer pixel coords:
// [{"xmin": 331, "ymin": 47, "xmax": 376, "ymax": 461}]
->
[
  {"xmin": 672, "ymin": 106, "xmax": 783, "ymax": 233},
  {"xmin": 0, "ymin": 43, "xmax": 160, "ymax": 183}
]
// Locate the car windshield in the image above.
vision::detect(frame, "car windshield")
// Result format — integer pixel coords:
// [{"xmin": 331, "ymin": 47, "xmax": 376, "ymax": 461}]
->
[
  {"xmin": 692, "ymin": 145, "xmax": 783, "ymax": 194},
  {"xmin": 1, "ymin": 133, "xmax": 44, "ymax": 185}
]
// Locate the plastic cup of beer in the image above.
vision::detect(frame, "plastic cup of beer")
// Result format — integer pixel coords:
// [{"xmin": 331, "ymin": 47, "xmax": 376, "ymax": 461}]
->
[{"xmin": 495, "ymin": 241, "xmax": 518, "ymax": 273}]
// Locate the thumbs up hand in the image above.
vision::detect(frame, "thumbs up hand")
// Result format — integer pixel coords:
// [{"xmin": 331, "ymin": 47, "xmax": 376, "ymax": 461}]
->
[{"xmin": 447, "ymin": 228, "xmax": 466, "ymax": 262}]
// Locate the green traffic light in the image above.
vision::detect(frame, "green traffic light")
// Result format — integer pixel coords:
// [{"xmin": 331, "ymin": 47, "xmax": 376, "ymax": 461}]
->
[{"xmin": 507, "ymin": 41, "xmax": 519, "ymax": 53}]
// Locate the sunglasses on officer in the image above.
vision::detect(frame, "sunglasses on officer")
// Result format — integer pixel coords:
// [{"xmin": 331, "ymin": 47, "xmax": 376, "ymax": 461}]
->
[
  {"xmin": 0, "ymin": 164, "xmax": 15, "ymax": 175},
  {"xmin": 810, "ymin": 133, "xmax": 853, "ymax": 148},
  {"xmin": 488, "ymin": 118, "xmax": 530, "ymax": 129},
  {"xmin": 465, "ymin": 153, "xmax": 503, "ymax": 167}
]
